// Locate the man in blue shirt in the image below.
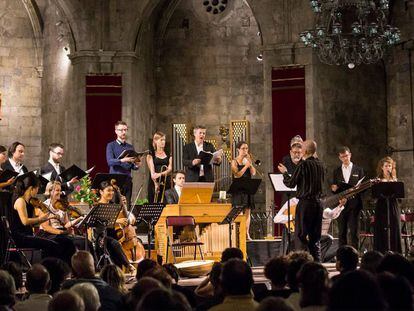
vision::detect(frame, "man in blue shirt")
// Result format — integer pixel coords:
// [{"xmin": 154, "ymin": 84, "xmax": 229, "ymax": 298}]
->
[{"xmin": 106, "ymin": 120, "xmax": 141, "ymax": 203}]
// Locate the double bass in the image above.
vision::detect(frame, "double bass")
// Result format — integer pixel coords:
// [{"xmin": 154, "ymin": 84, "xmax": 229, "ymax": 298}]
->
[{"xmin": 111, "ymin": 180, "xmax": 145, "ymax": 262}]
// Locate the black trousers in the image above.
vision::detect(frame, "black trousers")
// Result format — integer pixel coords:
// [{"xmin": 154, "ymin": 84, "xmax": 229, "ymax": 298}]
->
[
  {"xmin": 96, "ymin": 235, "xmax": 130, "ymax": 268},
  {"xmin": 295, "ymin": 198, "xmax": 323, "ymax": 262},
  {"xmin": 122, "ymin": 178, "xmax": 133, "ymax": 205},
  {"xmin": 337, "ymin": 207, "xmax": 360, "ymax": 249}
]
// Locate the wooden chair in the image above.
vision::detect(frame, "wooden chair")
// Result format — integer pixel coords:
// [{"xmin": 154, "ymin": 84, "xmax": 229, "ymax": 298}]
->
[
  {"xmin": 165, "ymin": 216, "xmax": 204, "ymax": 263},
  {"xmin": 401, "ymin": 212, "xmax": 414, "ymax": 256},
  {"xmin": 359, "ymin": 211, "xmax": 375, "ymax": 252}
]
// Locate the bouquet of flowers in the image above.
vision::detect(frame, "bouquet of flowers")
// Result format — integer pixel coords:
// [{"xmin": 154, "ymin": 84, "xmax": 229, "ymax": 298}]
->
[{"xmin": 72, "ymin": 175, "xmax": 97, "ymax": 205}]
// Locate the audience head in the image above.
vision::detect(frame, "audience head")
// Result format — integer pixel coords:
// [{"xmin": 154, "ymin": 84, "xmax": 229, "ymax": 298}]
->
[
  {"xmin": 257, "ymin": 297, "xmax": 294, "ymax": 311},
  {"xmin": 221, "ymin": 258, "xmax": 253, "ymax": 296},
  {"xmin": 172, "ymin": 170, "xmax": 185, "ymax": 188},
  {"xmin": 126, "ymin": 277, "xmax": 164, "ymax": 310},
  {"xmin": 136, "ymin": 288, "xmax": 191, "ymax": 311},
  {"xmin": 1, "ymin": 262, "xmax": 23, "ymax": 290},
  {"xmin": 41, "ymin": 257, "xmax": 71, "ymax": 295},
  {"xmin": 0, "ymin": 270, "xmax": 16, "ymax": 307},
  {"xmin": 136, "ymin": 259, "xmax": 158, "ymax": 281},
  {"xmin": 360, "ymin": 250, "xmax": 383, "ymax": 274},
  {"xmin": 335, "ymin": 245, "xmax": 359, "ymax": 273},
  {"xmin": 298, "ymin": 261, "xmax": 329, "ymax": 308},
  {"xmin": 264, "ymin": 255, "xmax": 289, "ymax": 289},
  {"xmin": 377, "ymin": 272, "xmax": 413, "ymax": 311},
  {"xmin": 8, "ymin": 141, "xmax": 25, "ymax": 162},
  {"xmin": 48, "ymin": 290, "xmax": 85, "ymax": 311},
  {"xmin": 71, "ymin": 251, "xmax": 95, "ymax": 279},
  {"xmin": 377, "ymin": 253, "xmax": 414, "ymax": 286},
  {"xmin": 162, "ymin": 263, "xmax": 180, "ymax": 284},
  {"xmin": 0, "ymin": 145, "xmax": 7, "ymax": 165},
  {"xmin": 287, "ymin": 251, "xmax": 313, "ymax": 291},
  {"xmin": 328, "ymin": 270, "xmax": 386, "ymax": 311},
  {"xmin": 26, "ymin": 264, "xmax": 50, "ymax": 294},
  {"xmin": 114, "ymin": 121, "xmax": 128, "ymax": 141},
  {"xmin": 221, "ymin": 247, "xmax": 243, "ymax": 263},
  {"xmin": 209, "ymin": 262, "xmax": 223, "ymax": 290},
  {"xmin": 71, "ymin": 282, "xmax": 101, "ymax": 311},
  {"xmin": 143, "ymin": 266, "xmax": 173, "ymax": 289},
  {"xmin": 100, "ymin": 264, "xmax": 126, "ymax": 294}
]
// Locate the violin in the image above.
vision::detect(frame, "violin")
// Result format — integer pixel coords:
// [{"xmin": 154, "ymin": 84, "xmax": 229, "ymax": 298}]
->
[
  {"xmin": 30, "ymin": 197, "xmax": 54, "ymax": 214},
  {"xmin": 54, "ymin": 199, "xmax": 83, "ymax": 219}
]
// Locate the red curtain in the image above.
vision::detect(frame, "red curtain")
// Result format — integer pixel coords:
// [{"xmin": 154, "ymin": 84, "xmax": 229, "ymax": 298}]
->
[
  {"xmin": 86, "ymin": 75, "xmax": 122, "ymax": 177},
  {"xmin": 272, "ymin": 67, "xmax": 306, "ymax": 235}
]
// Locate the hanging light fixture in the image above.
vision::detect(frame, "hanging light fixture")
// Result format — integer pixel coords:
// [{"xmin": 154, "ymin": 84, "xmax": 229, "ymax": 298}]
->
[{"xmin": 299, "ymin": 0, "xmax": 401, "ymax": 68}]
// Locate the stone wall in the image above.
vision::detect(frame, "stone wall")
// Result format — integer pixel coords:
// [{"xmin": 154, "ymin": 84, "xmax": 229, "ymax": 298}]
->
[{"xmin": 0, "ymin": 0, "xmax": 42, "ymax": 169}]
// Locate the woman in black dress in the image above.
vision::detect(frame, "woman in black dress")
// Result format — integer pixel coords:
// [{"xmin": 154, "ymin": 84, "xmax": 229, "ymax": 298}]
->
[
  {"xmin": 231, "ymin": 141, "xmax": 256, "ymax": 240},
  {"xmin": 146, "ymin": 131, "xmax": 172, "ymax": 203},
  {"xmin": 373, "ymin": 156, "xmax": 402, "ymax": 253},
  {"xmin": 10, "ymin": 172, "xmax": 73, "ymax": 263}
]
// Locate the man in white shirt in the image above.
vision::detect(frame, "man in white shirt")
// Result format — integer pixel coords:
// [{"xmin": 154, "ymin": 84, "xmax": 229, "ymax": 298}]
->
[
  {"xmin": 165, "ymin": 170, "xmax": 185, "ymax": 204},
  {"xmin": 1, "ymin": 142, "xmax": 28, "ymax": 176},
  {"xmin": 331, "ymin": 146, "xmax": 365, "ymax": 248}
]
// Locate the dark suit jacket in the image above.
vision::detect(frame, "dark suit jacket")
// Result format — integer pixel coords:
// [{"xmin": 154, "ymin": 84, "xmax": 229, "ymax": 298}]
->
[
  {"xmin": 165, "ymin": 188, "xmax": 179, "ymax": 204},
  {"xmin": 40, "ymin": 162, "xmax": 73, "ymax": 194},
  {"xmin": 332, "ymin": 164, "xmax": 365, "ymax": 210},
  {"xmin": 183, "ymin": 141, "xmax": 216, "ymax": 182},
  {"xmin": 1, "ymin": 159, "xmax": 28, "ymax": 174}
]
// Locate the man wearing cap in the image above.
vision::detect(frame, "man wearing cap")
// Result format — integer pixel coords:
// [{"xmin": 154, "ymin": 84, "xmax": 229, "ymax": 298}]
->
[
  {"xmin": 106, "ymin": 121, "xmax": 142, "ymax": 203},
  {"xmin": 41, "ymin": 143, "xmax": 78, "ymax": 196}
]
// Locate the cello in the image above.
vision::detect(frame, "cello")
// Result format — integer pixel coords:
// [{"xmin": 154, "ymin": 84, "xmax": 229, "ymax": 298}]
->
[{"xmin": 111, "ymin": 180, "xmax": 145, "ymax": 262}]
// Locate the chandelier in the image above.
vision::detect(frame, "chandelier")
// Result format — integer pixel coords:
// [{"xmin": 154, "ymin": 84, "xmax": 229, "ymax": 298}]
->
[{"xmin": 299, "ymin": 0, "xmax": 401, "ymax": 68}]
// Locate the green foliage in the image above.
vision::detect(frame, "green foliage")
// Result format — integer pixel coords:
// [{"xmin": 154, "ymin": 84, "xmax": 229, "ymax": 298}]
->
[{"xmin": 72, "ymin": 175, "xmax": 97, "ymax": 205}]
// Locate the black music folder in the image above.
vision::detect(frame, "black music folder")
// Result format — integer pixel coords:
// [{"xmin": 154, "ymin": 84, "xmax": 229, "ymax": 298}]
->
[
  {"xmin": 197, "ymin": 150, "xmax": 214, "ymax": 165},
  {"xmin": 117, "ymin": 149, "xmax": 149, "ymax": 160},
  {"xmin": 59, "ymin": 165, "xmax": 87, "ymax": 182},
  {"xmin": 0, "ymin": 170, "xmax": 18, "ymax": 183}
]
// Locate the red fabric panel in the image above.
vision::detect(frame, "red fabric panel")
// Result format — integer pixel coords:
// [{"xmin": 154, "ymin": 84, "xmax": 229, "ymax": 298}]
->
[
  {"xmin": 86, "ymin": 75, "xmax": 122, "ymax": 177},
  {"xmin": 272, "ymin": 67, "xmax": 306, "ymax": 236}
]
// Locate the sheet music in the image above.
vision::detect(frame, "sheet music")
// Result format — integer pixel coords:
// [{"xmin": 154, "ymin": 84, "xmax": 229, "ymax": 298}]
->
[
  {"xmin": 41, "ymin": 171, "xmax": 53, "ymax": 181},
  {"xmin": 269, "ymin": 173, "xmax": 297, "ymax": 192},
  {"xmin": 209, "ymin": 149, "xmax": 223, "ymax": 165}
]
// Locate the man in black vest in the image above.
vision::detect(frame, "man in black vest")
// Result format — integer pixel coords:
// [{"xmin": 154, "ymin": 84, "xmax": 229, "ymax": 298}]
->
[
  {"xmin": 182, "ymin": 125, "xmax": 221, "ymax": 182},
  {"xmin": 331, "ymin": 146, "xmax": 364, "ymax": 249}
]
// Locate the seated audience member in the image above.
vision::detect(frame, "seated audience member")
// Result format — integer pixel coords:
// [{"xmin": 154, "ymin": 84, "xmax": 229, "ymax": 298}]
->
[
  {"xmin": 142, "ymin": 266, "xmax": 173, "ymax": 288},
  {"xmin": 328, "ymin": 270, "xmax": 387, "ymax": 311},
  {"xmin": 376, "ymin": 253, "xmax": 414, "ymax": 286},
  {"xmin": 136, "ymin": 259, "xmax": 158, "ymax": 281},
  {"xmin": 210, "ymin": 259, "xmax": 258, "ymax": 311},
  {"xmin": 71, "ymin": 282, "xmax": 101, "ymax": 311},
  {"xmin": 1, "ymin": 262, "xmax": 24, "ymax": 293},
  {"xmin": 377, "ymin": 272, "xmax": 413, "ymax": 311},
  {"xmin": 14, "ymin": 264, "xmax": 52, "ymax": 311},
  {"xmin": 332, "ymin": 245, "xmax": 358, "ymax": 283},
  {"xmin": 137, "ymin": 288, "xmax": 191, "ymax": 311},
  {"xmin": 40, "ymin": 257, "xmax": 71, "ymax": 295},
  {"xmin": 286, "ymin": 251, "xmax": 313, "ymax": 310},
  {"xmin": 298, "ymin": 262, "xmax": 329, "ymax": 310},
  {"xmin": 164, "ymin": 170, "xmax": 185, "ymax": 204},
  {"xmin": 359, "ymin": 250, "xmax": 383, "ymax": 274},
  {"xmin": 124, "ymin": 277, "xmax": 164, "ymax": 311},
  {"xmin": 196, "ymin": 262, "xmax": 224, "ymax": 311},
  {"xmin": 257, "ymin": 297, "xmax": 294, "ymax": 311},
  {"xmin": 0, "ymin": 270, "xmax": 16, "ymax": 310},
  {"xmin": 221, "ymin": 247, "xmax": 244, "ymax": 262},
  {"xmin": 100, "ymin": 264, "xmax": 127, "ymax": 295},
  {"xmin": 257, "ymin": 255, "xmax": 290, "ymax": 301},
  {"xmin": 163, "ymin": 263, "xmax": 197, "ymax": 308},
  {"xmin": 47, "ymin": 290, "xmax": 85, "ymax": 311},
  {"xmin": 61, "ymin": 251, "xmax": 123, "ymax": 311}
]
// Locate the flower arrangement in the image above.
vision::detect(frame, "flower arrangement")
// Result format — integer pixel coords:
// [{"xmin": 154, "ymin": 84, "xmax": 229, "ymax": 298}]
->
[{"xmin": 72, "ymin": 175, "xmax": 97, "ymax": 205}]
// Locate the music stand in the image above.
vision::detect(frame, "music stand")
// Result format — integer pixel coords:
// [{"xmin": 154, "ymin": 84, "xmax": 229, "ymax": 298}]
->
[
  {"xmin": 372, "ymin": 182, "xmax": 405, "ymax": 251},
  {"xmin": 220, "ymin": 205, "xmax": 245, "ymax": 247},
  {"xmin": 269, "ymin": 173, "xmax": 297, "ymax": 254},
  {"xmin": 133, "ymin": 203, "xmax": 165, "ymax": 258},
  {"xmin": 80, "ymin": 203, "xmax": 122, "ymax": 268}
]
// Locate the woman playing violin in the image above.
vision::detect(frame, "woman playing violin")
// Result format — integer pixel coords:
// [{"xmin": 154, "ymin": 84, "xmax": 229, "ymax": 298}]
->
[
  {"xmin": 10, "ymin": 172, "xmax": 74, "ymax": 264},
  {"xmin": 96, "ymin": 180, "xmax": 137, "ymax": 273}
]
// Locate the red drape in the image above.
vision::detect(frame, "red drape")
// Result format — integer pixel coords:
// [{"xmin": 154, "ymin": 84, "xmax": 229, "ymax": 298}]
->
[
  {"xmin": 86, "ymin": 75, "xmax": 122, "ymax": 177},
  {"xmin": 272, "ymin": 67, "xmax": 306, "ymax": 236}
]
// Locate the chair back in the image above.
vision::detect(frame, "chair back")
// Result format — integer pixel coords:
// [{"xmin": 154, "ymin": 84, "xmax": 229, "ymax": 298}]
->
[{"xmin": 166, "ymin": 216, "xmax": 196, "ymax": 227}]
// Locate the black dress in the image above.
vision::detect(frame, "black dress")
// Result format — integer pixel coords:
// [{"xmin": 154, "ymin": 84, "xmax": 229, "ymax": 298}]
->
[
  {"xmin": 374, "ymin": 195, "xmax": 402, "ymax": 253},
  {"xmin": 148, "ymin": 151, "xmax": 171, "ymax": 203},
  {"xmin": 231, "ymin": 162, "xmax": 255, "ymax": 209}
]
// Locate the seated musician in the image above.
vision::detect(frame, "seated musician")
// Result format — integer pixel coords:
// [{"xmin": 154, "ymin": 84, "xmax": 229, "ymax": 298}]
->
[
  {"xmin": 10, "ymin": 172, "xmax": 75, "ymax": 264},
  {"xmin": 0, "ymin": 145, "xmax": 16, "ymax": 189},
  {"xmin": 164, "ymin": 170, "xmax": 185, "ymax": 204},
  {"xmin": 96, "ymin": 180, "xmax": 136, "ymax": 273}
]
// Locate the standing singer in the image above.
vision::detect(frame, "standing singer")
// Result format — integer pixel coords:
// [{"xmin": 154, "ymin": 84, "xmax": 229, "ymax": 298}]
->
[{"xmin": 278, "ymin": 140, "xmax": 324, "ymax": 261}]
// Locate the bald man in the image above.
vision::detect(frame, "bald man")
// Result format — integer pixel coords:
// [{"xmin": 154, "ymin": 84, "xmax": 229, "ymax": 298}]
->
[{"xmin": 278, "ymin": 140, "xmax": 325, "ymax": 261}]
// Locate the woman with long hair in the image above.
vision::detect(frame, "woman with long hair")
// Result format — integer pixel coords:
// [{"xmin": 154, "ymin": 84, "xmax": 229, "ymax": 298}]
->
[
  {"xmin": 100, "ymin": 264, "xmax": 128, "ymax": 295},
  {"xmin": 10, "ymin": 172, "xmax": 71, "ymax": 263},
  {"xmin": 373, "ymin": 156, "xmax": 402, "ymax": 253},
  {"xmin": 231, "ymin": 141, "xmax": 256, "ymax": 240},
  {"xmin": 146, "ymin": 131, "xmax": 172, "ymax": 203}
]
